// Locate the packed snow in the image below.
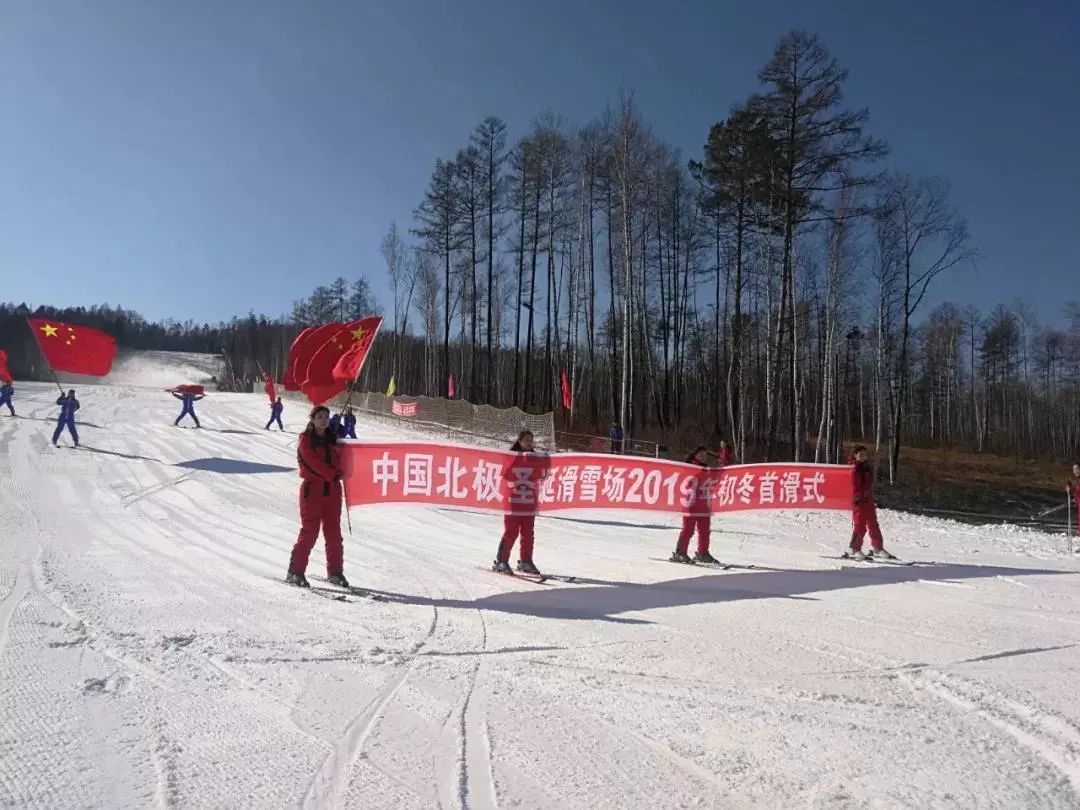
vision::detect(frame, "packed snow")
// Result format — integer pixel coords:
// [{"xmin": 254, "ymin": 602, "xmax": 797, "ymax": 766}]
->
[{"xmin": 3, "ymin": 363, "xmax": 1080, "ymax": 809}]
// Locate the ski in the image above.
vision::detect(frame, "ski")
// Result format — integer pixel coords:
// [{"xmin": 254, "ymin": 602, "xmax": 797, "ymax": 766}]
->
[
  {"xmin": 822, "ymin": 555, "xmax": 916, "ymax": 567},
  {"xmin": 273, "ymin": 577, "xmax": 350, "ymax": 601},
  {"xmin": 484, "ymin": 566, "xmax": 552, "ymax": 584},
  {"xmin": 649, "ymin": 557, "xmax": 733, "ymax": 570},
  {"xmin": 310, "ymin": 576, "xmax": 388, "ymax": 601}
]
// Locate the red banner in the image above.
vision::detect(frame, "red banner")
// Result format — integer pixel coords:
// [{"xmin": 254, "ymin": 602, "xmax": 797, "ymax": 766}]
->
[
  {"xmin": 342, "ymin": 442, "xmax": 852, "ymax": 516},
  {"xmin": 392, "ymin": 401, "xmax": 419, "ymax": 417}
]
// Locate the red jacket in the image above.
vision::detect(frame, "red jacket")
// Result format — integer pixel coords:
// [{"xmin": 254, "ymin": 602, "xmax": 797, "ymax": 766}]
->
[
  {"xmin": 852, "ymin": 458, "xmax": 874, "ymax": 505},
  {"xmin": 718, "ymin": 446, "xmax": 731, "ymax": 466},
  {"xmin": 297, "ymin": 430, "xmax": 342, "ymax": 483}
]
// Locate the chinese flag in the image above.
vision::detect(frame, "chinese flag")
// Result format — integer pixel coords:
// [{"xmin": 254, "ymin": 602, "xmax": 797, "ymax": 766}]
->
[
  {"xmin": 561, "ymin": 369, "xmax": 572, "ymax": 410},
  {"xmin": 0, "ymin": 349, "xmax": 11, "ymax": 383},
  {"xmin": 283, "ymin": 327, "xmax": 318, "ymax": 391},
  {"xmin": 263, "ymin": 374, "xmax": 277, "ymax": 404},
  {"xmin": 284, "ymin": 324, "xmax": 338, "ymax": 393},
  {"xmin": 28, "ymin": 318, "xmax": 117, "ymax": 376},
  {"xmin": 329, "ymin": 316, "xmax": 382, "ymax": 383},
  {"xmin": 303, "ymin": 316, "xmax": 382, "ymax": 404}
]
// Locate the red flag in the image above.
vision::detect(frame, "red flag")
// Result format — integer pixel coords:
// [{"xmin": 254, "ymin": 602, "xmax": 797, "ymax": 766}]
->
[
  {"xmin": 0, "ymin": 349, "xmax": 11, "ymax": 383},
  {"xmin": 28, "ymin": 318, "xmax": 117, "ymax": 376},
  {"xmin": 263, "ymin": 374, "xmax": 277, "ymax": 404},
  {"xmin": 561, "ymin": 369, "xmax": 572, "ymax": 410},
  {"xmin": 170, "ymin": 385, "xmax": 205, "ymax": 396},
  {"xmin": 284, "ymin": 324, "xmax": 339, "ymax": 394},
  {"xmin": 303, "ymin": 316, "xmax": 383, "ymax": 404},
  {"xmin": 283, "ymin": 327, "xmax": 318, "ymax": 391},
  {"xmin": 448, "ymin": 373, "xmax": 455, "ymax": 399},
  {"xmin": 331, "ymin": 316, "xmax": 382, "ymax": 382}
]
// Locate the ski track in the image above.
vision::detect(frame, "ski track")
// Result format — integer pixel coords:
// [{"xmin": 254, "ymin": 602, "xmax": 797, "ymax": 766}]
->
[{"xmin": 3, "ymin": 375, "xmax": 1080, "ymax": 808}]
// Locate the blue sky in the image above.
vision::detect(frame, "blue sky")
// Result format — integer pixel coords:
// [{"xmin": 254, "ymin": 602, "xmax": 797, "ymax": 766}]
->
[{"xmin": 1, "ymin": 0, "xmax": 1077, "ymax": 326}]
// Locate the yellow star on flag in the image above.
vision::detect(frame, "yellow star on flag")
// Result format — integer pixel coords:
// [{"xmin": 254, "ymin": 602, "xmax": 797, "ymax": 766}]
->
[
  {"xmin": 351, "ymin": 325, "xmax": 366, "ymax": 342},
  {"xmin": 41, "ymin": 324, "xmax": 58, "ymax": 338}
]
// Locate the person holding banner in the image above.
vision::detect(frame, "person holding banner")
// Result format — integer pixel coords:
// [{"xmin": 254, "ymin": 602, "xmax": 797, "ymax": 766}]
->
[
  {"xmin": 1066, "ymin": 464, "xmax": 1080, "ymax": 536},
  {"xmin": 495, "ymin": 430, "xmax": 541, "ymax": 575},
  {"xmin": 287, "ymin": 405, "xmax": 349, "ymax": 589},
  {"xmin": 846, "ymin": 445, "xmax": 895, "ymax": 560},
  {"xmin": 172, "ymin": 389, "xmax": 204, "ymax": 428},
  {"xmin": 671, "ymin": 446, "xmax": 720, "ymax": 564},
  {"xmin": 266, "ymin": 398, "xmax": 285, "ymax": 431}
]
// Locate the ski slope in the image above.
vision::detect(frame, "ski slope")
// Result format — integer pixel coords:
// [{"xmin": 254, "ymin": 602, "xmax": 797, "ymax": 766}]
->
[{"xmin": 2, "ymin": 376, "xmax": 1080, "ymax": 809}]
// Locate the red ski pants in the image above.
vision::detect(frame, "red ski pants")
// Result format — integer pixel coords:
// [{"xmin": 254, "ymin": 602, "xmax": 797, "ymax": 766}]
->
[
  {"xmin": 676, "ymin": 516, "xmax": 711, "ymax": 556},
  {"xmin": 850, "ymin": 501, "xmax": 884, "ymax": 551},
  {"xmin": 289, "ymin": 480, "xmax": 344, "ymax": 575},
  {"xmin": 498, "ymin": 515, "xmax": 535, "ymax": 562}
]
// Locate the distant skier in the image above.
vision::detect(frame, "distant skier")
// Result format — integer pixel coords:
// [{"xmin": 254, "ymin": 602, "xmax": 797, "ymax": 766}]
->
[
  {"xmin": 172, "ymin": 389, "xmax": 204, "ymax": 428},
  {"xmin": 52, "ymin": 389, "xmax": 80, "ymax": 447},
  {"xmin": 844, "ymin": 445, "xmax": 895, "ymax": 561},
  {"xmin": 286, "ymin": 405, "xmax": 349, "ymax": 589},
  {"xmin": 1066, "ymin": 463, "xmax": 1080, "ymax": 536},
  {"xmin": 0, "ymin": 381, "xmax": 14, "ymax": 416},
  {"xmin": 494, "ymin": 430, "xmax": 542, "ymax": 575},
  {"xmin": 609, "ymin": 422, "xmax": 623, "ymax": 454},
  {"xmin": 341, "ymin": 406, "xmax": 357, "ymax": 439},
  {"xmin": 671, "ymin": 446, "xmax": 719, "ymax": 564},
  {"xmin": 717, "ymin": 440, "xmax": 732, "ymax": 466},
  {"xmin": 266, "ymin": 398, "xmax": 284, "ymax": 431}
]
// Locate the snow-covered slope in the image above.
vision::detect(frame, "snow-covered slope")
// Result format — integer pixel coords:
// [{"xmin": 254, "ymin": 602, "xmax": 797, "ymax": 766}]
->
[{"xmin": 3, "ymin": 375, "xmax": 1080, "ymax": 808}]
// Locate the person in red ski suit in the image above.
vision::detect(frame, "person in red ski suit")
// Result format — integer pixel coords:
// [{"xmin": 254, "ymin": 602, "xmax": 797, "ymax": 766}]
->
[
  {"xmin": 494, "ymin": 430, "xmax": 542, "ymax": 575},
  {"xmin": 1065, "ymin": 464, "xmax": 1080, "ymax": 536},
  {"xmin": 671, "ymin": 446, "xmax": 720, "ymax": 564},
  {"xmin": 286, "ymin": 406, "xmax": 349, "ymax": 589},
  {"xmin": 717, "ymin": 440, "xmax": 732, "ymax": 467},
  {"xmin": 846, "ymin": 446, "xmax": 894, "ymax": 560}
]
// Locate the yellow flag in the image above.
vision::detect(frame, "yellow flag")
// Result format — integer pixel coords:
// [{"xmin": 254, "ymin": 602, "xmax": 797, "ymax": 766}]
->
[{"xmin": 386, "ymin": 375, "xmax": 397, "ymax": 397}]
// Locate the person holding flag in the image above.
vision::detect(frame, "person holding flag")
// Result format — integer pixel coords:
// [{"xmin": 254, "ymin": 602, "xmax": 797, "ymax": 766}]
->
[
  {"xmin": 0, "ymin": 380, "xmax": 15, "ymax": 417},
  {"xmin": 172, "ymin": 388, "xmax": 204, "ymax": 428},
  {"xmin": 52, "ymin": 389, "xmax": 80, "ymax": 447},
  {"xmin": 266, "ymin": 398, "xmax": 285, "ymax": 431}
]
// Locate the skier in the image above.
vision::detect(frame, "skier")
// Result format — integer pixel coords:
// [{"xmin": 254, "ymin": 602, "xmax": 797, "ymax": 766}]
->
[
  {"xmin": 0, "ymin": 381, "xmax": 14, "ymax": 416},
  {"xmin": 844, "ymin": 445, "xmax": 895, "ymax": 560},
  {"xmin": 609, "ymin": 422, "xmax": 623, "ymax": 454},
  {"xmin": 172, "ymin": 389, "xmax": 204, "ymax": 428},
  {"xmin": 52, "ymin": 389, "xmax": 80, "ymax": 447},
  {"xmin": 341, "ymin": 406, "xmax": 357, "ymax": 439},
  {"xmin": 266, "ymin": 398, "xmax": 285, "ymax": 431},
  {"xmin": 1065, "ymin": 464, "xmax": 1080, "ymax": 535},
  {"xmin": 671, "ymin": 446, "xmax": 720, "ymax": 564},
  {"xmin": 717, "ymin": 440, "xmax": 732, "ymax": 466},
  {"xmin": 328, "ymin": 411, "xmax": 342, "ymax": 436},
  {"xmin": 494, "ymin": 430, "xmax": 542, "ymax": 575},
  {"xmin": 286, "ymin": 405, "xmax": 349, "ymax": 589}
]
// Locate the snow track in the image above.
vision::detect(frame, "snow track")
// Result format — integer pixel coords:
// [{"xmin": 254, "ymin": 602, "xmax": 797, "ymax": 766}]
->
[{"xmin": 3, "ymin": 376, "xmax": 1080, "ymax": 808}]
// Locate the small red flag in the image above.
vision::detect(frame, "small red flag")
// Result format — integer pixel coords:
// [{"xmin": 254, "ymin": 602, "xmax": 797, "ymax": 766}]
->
[
  {"xmin": 28, "ymin": 318, "xmax": 117, "ymax": 377},
  {"xmin": 0, "ymin": 349, "xmax": 11, "ymax": 383},
  {"xmin": 448, "ymin": 373, "xmax": 455, "ymax": 399},
  {"xmin": 263, "ymin": 374, "xmax": 277, "ymax": 404},
  {"xmin": 561, "ymin": 369, "xmax": 572, "ymax": 410}
]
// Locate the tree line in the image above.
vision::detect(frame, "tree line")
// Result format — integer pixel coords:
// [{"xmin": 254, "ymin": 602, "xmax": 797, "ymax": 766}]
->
[{"xmin": 5, "ymin": 31, "xmax": 1080, "ymax": 478}]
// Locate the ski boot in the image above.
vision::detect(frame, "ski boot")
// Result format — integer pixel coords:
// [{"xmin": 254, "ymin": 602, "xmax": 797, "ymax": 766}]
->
[
  {"xmin": 868, "ymin": 547, "xmax": 896, "ymax": 560},
  {"xmin": 842, "ymin": 547, "xmax": 866, "ymax": 562},
  {"xmin": 693, "ymin": 551, "xmax": 720, "ymax": 564},
  {"xmin": 286, "ymin": 571, "xmax": 310, "ymax": 588},
  {"xmin": 327, "ymin": 572, "xmax": 350, "ymax": 589},
  {"xmin": 493, "ymin": 560, "xmax": 513, "ymax": 574},
  {"xmin": 669, "ymin": 551, "xmax": 694, "ymax": 564},
  {"xmin": 517, "ymin": 560, "xmax": 541, "ymax": 575}
]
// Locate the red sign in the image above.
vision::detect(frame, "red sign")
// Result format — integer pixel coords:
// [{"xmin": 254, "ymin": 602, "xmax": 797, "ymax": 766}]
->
[
  {"xmin": 342, "ymin": 442, "xmax": 852, "ymax": 517},
  {"xmin": 392, "ymin": 401, "xmax": 419, "ymax": 417}
]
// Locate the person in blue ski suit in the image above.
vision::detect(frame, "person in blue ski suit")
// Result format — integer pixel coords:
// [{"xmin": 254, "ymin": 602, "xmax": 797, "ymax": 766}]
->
[
  {"xmin": 0, "ymin": 382, "xmax": 14, "ymax": 416},
  {"xmin": 52, "ymin": 389, "xmax": 80, "ymax": 447},
  {"xmin": 341, "ymin": 406, "xmax": 357, "ymax": 439},
  {"xmin": 266, "ymin": 398, "xmax": 284, "ymax": 431},
  {"xmin": 173, "ymin": 390, "xmax": 204, "ymax": 428},
  {"xmin": 328, "ymin": 411, "xmax": 342, "ymax": 436}
]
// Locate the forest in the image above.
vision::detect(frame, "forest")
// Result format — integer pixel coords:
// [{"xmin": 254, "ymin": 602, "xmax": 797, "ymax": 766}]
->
[{"xmin": 4, "ymin": 30, "xmax": 1080, "ymax": 482}]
